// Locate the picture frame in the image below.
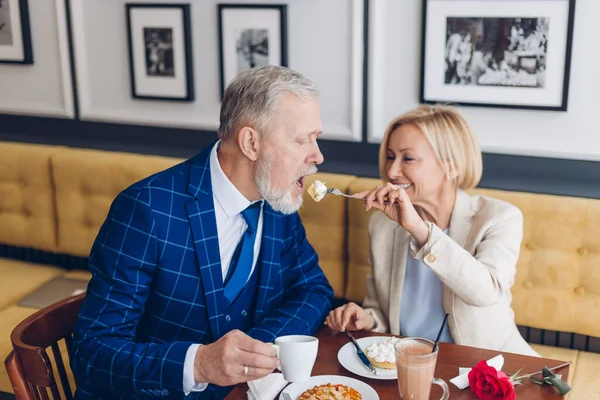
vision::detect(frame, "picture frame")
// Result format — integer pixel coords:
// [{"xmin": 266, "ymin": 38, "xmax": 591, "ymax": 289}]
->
[
  {"xmin": 125, "ymin": 3, "xmax": 194, "ymax": 102},
  {"xmin": 0, "ymin": 0, "xmax": 33, "ymax": 64},
  {"xmin": 419, "ymin": 0, "xmax": 576, "ymax": 111},
  {"xmin": 218, "ymin": 4, "xmax": 288, "ymax": 98}
]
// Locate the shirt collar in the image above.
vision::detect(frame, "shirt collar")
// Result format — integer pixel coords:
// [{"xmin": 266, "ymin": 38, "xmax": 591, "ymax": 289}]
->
[{"xmin": 210, "ymin": 141, "xmax": 262, "ymax": 218}]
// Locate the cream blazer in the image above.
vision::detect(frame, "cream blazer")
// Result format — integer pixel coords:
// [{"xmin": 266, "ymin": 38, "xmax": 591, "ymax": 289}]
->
[{"xmin": 363, "ymin": 189, "xmax": 539, "ymax": 357}]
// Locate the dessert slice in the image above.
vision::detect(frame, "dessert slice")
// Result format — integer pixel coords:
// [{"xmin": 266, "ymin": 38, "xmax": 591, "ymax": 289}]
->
[
  {"xmin": 364, "ymin": 337, "xmax": 401, "ymax": 370},
  {"xmin": 307, "ymin": 180, "xmax": 327, "ymax": 202}
]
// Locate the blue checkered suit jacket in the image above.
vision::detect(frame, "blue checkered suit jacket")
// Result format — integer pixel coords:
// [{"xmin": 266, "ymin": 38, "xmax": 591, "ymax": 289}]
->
[{"xmin": 71, "ymin": 144, "xmax": 334, "ymax": 399}]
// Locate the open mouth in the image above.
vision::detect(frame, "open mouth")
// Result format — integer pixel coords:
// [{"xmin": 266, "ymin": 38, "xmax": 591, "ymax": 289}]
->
[
  {"xmin": 396, "ymin": 183, "xmax": 412, "ymax": 189},
  {"xmin": 296, "ymin": 176, "xmax": 305, "ymax": 189}
]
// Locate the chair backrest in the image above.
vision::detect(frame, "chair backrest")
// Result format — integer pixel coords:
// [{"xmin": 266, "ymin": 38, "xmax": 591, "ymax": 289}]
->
[{"xmin": 5, "ymin": 292, "xmax": 85, "ymax": 400}]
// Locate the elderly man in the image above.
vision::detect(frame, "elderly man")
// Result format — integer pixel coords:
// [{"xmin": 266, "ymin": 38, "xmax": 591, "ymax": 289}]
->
[{"xmin": 71, "ymin": 65, "xmax": 333, "ymax": 399}]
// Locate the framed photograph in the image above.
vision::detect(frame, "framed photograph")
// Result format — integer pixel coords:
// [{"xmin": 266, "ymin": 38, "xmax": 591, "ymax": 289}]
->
[
  {"xmin": 125, "ymin": 3, "xmax": 194, "ymax": 101},
  {"xmin": 218, "ymin": 4, "xmax": 288, "ymax": 97},
  {"xmin": 420, "ymin": 0, "xmax": 576, "ymax": 111},
  {"xmin": 0, "ymin": 0, "xmax": 32, "ymax": 64}
]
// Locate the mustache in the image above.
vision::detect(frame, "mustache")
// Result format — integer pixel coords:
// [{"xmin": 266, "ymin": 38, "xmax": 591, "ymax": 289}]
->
[{"xmin": 296, "ymin": 165, "xmax": 318, "ymax": 181}]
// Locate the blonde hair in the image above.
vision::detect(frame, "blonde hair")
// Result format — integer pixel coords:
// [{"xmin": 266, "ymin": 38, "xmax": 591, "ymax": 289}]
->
[{"xmin": 378, "ymin": 104, "xmax": 482, "ymax": 190}]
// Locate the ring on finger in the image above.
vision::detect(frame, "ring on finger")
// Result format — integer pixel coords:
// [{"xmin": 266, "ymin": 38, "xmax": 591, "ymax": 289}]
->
[{"xmin": 243, "ymin": 365, "xmax": 249, "ymax": 376}]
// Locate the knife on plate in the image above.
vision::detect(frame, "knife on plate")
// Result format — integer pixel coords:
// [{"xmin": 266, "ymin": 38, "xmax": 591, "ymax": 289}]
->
[{"xmin": 345, "ymin": 331, "xmax": 379, "ymax": 376}]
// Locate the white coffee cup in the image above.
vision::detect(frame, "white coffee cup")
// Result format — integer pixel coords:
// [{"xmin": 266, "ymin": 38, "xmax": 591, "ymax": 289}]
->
[{"xmin": 271, "ymin": 335, "xmax": 318, "ymax": 382}]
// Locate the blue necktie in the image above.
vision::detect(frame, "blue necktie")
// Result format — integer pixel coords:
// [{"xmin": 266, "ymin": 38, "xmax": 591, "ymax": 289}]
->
[{"xmin": 223, "ymin": 201, "xmax": 262, "ymax": 303}]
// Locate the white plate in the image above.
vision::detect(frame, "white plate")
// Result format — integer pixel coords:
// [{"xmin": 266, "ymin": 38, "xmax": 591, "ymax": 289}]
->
[
  {"xmin": 337, "ymin": 336, "xmax": 398, "ymax": 380},
  {"xmin": 279, "ymin": 375, "xmax": 379, "ymax": 400}
]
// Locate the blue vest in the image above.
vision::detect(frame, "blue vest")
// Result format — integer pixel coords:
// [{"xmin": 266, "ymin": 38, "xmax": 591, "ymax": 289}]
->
[
  {"xmin": 222, "ymin": 264, "xmax": 260, "ymax": 334},
  {"xmin": 198, "ymin": 265, "xmax": 261, "ymax": 399}
]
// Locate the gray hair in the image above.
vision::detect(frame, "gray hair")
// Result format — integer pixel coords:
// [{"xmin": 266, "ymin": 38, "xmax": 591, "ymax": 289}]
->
[{"xmin": 217, "ymin": 65, "xmax": 320, "ymax": 140}]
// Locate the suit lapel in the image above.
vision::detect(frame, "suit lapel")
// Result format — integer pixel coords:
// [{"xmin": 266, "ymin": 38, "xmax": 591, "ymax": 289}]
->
[
  {"xmin": 253, "ymin": 205, "xmax": 281, "ymax": 324},
  {"xmin": 185, "ymin": 144, "xmax": 226, "ymax": 338},
  {"xmin": 388, "ymin": 225, "xmax": 410, "ymax": 335}
]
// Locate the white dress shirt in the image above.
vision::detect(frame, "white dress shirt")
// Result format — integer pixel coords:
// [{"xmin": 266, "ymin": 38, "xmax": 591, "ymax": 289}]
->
[{"xmin": 183, "ymin": 141, "xmax": 264, "ymax": 394}]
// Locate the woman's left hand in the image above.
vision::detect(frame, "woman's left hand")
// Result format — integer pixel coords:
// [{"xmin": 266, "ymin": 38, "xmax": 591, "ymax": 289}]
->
[{"xmin": 354, "ymin": 182, "xmax": 430, "ymax": 247}]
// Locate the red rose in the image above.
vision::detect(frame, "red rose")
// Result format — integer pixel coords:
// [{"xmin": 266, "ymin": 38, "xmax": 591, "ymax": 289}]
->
[{"xmin": 468, "ymin": 360, "xmax": 516, "ymax": 400}]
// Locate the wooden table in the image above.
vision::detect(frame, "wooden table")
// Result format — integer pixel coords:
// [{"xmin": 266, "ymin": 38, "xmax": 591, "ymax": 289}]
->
[{"xmin": 227, "ymin": 327, "xmax": 571, "ymax": 399}]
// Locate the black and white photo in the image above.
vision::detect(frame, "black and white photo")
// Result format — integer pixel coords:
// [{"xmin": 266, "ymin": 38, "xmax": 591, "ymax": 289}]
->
[
  {"xmin": 144, "ymin": 27, "xmax": 174, "ymax": 77},
  {"xmin": 126, "ymin": 4, "xmax": 194, "ymax": 101},
  {"xmin": 0, "ymin": 0, "xmax": 32, "ymax": 64},
  {"xmin": 236, "ymin": 28, "xmax": 269, "ymax": 71},
  {"xmin": 421, "ymin": 0, "xmax": 575, "ymax": 111},
  {"xmin": 219, "ymin": 4, "xmax": 287, "ymax": 97},
  {"xmin": 0, "ymin": 0, "xmax": 14, "ymax": 46},
  {"xmin": 444, "ymin": 17, "xmax": 548, "ymax": 88}
]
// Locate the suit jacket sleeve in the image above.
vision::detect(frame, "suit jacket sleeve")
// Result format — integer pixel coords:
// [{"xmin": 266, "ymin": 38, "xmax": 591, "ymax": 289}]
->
[
  {"xmin": 411, "ymin": 206, "xmax": 523, "ymax": 307},
  {"xmin": 246, "ymin": 213, "xmax": 334, "ymax": 343},
  {"xmin": 71, "ymin": 186, "xmax": 193, "ymax": 398}
]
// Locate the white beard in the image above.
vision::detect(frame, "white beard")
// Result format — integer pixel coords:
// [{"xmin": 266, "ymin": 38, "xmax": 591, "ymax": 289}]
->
[{"xmin": 255, "ymin": 152, "xmax": 316, "ymax": 215}]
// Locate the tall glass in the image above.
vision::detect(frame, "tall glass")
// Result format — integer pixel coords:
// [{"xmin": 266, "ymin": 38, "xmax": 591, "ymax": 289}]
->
[{"xmin": 394, "ymin": 337, "xmax": 449, "ymax": 400}]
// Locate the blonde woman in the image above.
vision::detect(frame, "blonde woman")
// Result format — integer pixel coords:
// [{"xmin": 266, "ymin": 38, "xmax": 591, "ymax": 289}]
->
[{"xmin": 326, "ymin": 105, "xmax": 538, "ymax": 356}]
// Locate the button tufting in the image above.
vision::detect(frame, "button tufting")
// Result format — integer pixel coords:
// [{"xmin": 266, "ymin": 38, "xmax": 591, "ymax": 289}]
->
[
  {"xmin": 574, "ymin": 286, "xmax": 585, "ymax": 295},
  {"xmin": 578, "ymin": 248, "xmax": 589, "ymax": 256},
  {"xmin": 82, "ymin": 215, "xmax": 94, "ymax": 227},
  {"xmin": 526, "ymin": 242, "xmax": 536, "ymax": 251},
  {"xmin": 524, "ymin": 280, "xmax": 534, "ymax": 289}
]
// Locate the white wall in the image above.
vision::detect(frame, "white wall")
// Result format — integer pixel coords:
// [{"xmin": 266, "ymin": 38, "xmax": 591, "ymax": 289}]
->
[
  {"xmin": 0, "ymin": 0, "xmax": 73, "ymax": 118},
  {"xmin": 368, "ymin": 0, "xmax": 600, "ymax": 161},
  {"xmin": 70, "ymin": 0, "xmax": 364, "ymax": 141}
]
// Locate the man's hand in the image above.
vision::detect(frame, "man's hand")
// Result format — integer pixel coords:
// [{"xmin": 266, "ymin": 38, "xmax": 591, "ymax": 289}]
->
[
  {"xmin": 325, "ymin": 302, "xmax": 376, "ymax": 332},
  {"xmin": 193, "ymin": 330, "xmax": 279, "ymax": 387}
]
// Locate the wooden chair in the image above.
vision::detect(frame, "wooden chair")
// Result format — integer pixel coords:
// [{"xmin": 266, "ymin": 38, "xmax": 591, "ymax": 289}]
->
[{"xmin": 5, "ymin": 292, "xmax": 86, "ymax": 400}]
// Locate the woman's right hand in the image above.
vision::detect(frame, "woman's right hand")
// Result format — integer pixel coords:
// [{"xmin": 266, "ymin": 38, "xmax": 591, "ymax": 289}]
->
[{"xmin": 325, "ymin": 302, "xmax": 376, "ymax": 332}]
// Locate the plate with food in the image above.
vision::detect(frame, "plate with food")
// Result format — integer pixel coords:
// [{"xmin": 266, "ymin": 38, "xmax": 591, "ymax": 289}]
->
[
  {"xmin": 279, "ymin": 375, "xmax": 378, "ymax": 400},
  {"xmin": 337, "ymin": 336, "xmax": 400, "ymax": 380}
]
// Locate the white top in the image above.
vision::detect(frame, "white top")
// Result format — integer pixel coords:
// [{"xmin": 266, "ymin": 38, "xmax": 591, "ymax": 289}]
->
[{"xmin": 399, "ymin": 230, "xmax": 453, "ymax": 344}]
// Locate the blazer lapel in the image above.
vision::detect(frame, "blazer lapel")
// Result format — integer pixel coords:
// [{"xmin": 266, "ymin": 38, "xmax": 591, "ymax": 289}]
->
[
  {"xmin": 388, "ymin": 225, "xmax": 410, "ymax": 335},
  {"xmin": 253, "ymin": 205, "xmax": 281, "ymax": 324},
  {"xmin": 448, "ymin": 189, "xmax": 476, "ymax": 248},
  {"xmin": 443, "ymin": 189, "xmax": 476, "ymax": 325},
  {"xmin": 185, "ymin": 145, "xmax": 226, "ymax": 338}
]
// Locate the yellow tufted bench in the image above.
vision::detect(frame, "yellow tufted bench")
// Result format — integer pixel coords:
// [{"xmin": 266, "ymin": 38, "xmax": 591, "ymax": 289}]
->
[
  {"xmin": 299, "ymin": 173, "xmax": 356, "ymax": 298},
  {"xmin": 50, "ymin": 148, "xmax": 185, "ymax": 258},
  {"xmin": 0, "ymin": 141, "xmax": 599, "ymax": 398}
]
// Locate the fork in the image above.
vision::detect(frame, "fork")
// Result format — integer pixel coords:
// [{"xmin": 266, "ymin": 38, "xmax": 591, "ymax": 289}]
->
[
  {"xmin": 326, "ymin": 187, "xmax": 390, "ymax": 204},
  {"xmin": 325, "ymin": 187, "xmax": 356, "ymax": 198},
  {"xmin": 282, "ymin": 392, "xmax": 292, "ymax": 400}
]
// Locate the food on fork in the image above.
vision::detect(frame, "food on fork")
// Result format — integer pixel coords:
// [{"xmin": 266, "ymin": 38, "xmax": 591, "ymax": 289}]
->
[
  {"xmin": 298, "ymin": 383, "xmax": 362, "ymax": 400},
  {"xmin": 364, "ymin": 336, "xmax": 401, "ymax": 370},
  {"xmin": 308, "ymin": 180, "xmax": 328, "ymax": 202}
]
